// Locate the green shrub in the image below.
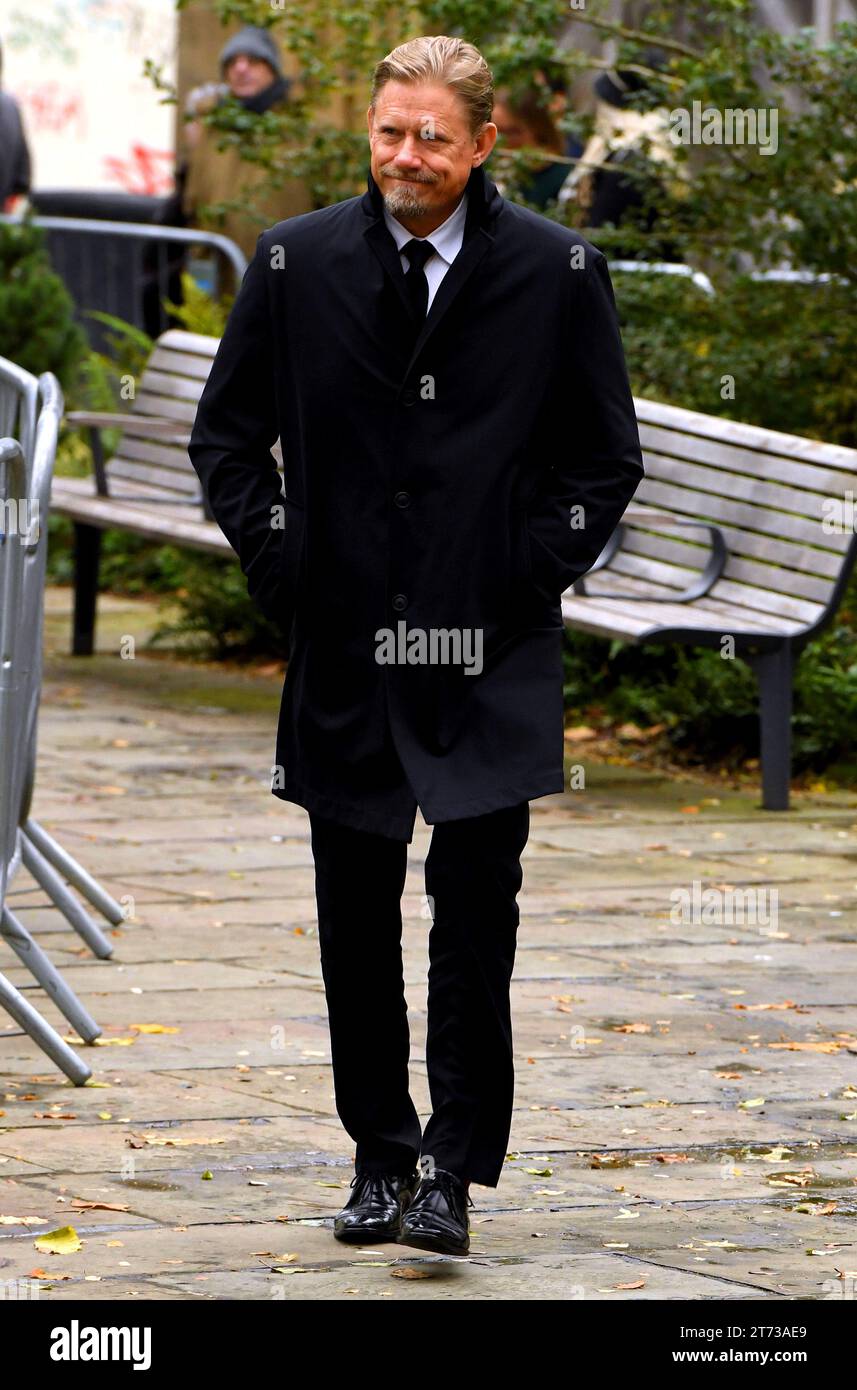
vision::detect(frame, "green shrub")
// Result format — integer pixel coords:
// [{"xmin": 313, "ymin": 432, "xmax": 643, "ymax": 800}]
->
[{"xmin": 0, "ymin": 220, "xmax": 87, "ymax": 386}]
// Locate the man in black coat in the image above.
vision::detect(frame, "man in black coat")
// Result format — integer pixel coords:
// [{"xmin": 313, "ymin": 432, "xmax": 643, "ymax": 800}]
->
[{"xmin": 189, "ymin": 34, "xmax": 644, "ymax": 1257}]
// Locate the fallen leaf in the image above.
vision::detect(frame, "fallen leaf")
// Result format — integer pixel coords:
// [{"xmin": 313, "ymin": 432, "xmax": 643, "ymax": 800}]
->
[
  {"xmin": 69, "ymin": 1200, "xmax": 129, "ymax": 1213},
  {"xmin": 34, "ymin": 1226, "xmax": 82, "ymax": 1255}
]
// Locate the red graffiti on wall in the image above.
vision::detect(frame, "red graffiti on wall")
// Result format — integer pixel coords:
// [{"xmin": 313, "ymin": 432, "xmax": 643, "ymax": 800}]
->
[
  {"xmin": 15, "ymin": 83, "xmax": 87, "ymax": 137},
  {"xmin": 103, "ymin": 145, "xmax": 175, "ymax": 195}
]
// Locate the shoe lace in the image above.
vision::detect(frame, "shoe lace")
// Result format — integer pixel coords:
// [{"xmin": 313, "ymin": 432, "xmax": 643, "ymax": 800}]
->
[
  {"xmin": 349, "ymin": 1170, "xmax": 413, "ymax": 1192},
  {"xmin": 431, "ymin": 1168, "xmax": 475, "ymax": 1210}
]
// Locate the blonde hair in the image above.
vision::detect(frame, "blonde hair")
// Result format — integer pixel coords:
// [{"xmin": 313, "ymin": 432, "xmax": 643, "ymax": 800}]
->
[{"xmin": 370, "ymin": 35, "xmax": 494, "ymax": 136}]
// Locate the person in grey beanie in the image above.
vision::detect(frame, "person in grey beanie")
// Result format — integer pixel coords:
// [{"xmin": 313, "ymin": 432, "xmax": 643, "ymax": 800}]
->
[{"xmin": 180, "ymin": 24, "xmax": 314, "ymax": 268}]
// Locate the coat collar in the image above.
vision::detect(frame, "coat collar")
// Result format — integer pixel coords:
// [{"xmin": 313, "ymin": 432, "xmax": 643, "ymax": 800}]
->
[{"xmin": 361, "ymin": 162, "xmax": 504, "ymax": 373}]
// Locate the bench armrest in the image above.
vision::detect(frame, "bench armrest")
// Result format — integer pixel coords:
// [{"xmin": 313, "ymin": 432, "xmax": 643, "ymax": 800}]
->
[{"xmin": 572, "ymin": 506, "xmax": 728, "ymax": 603}]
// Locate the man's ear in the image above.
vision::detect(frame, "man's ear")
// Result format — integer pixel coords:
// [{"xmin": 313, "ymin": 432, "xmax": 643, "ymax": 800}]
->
[{"xmin": 474, "ymin": 121, "xmax": 499, "ymax": 166}]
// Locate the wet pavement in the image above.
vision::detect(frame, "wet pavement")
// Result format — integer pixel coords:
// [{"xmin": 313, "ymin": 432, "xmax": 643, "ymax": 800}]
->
[{"xmin": 1, "ymin": 589, "xmax": 856, "ymax": 1301}]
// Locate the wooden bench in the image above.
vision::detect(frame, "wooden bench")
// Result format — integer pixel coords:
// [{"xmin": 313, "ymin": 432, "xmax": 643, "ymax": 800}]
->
[
  {"xmin": 54, "ymin": 328, "xmax": 242, "ymax": 654},
  {"xmin": 54, "ymin": 335, "xmax": 857, "ymax": 813},
  {"xmin": 562, "ymin": 397, "xmax": 857, "ymax": 810}
]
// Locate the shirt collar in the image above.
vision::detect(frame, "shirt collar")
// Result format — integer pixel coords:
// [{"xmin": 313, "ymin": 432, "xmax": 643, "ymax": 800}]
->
[{"xmin": 382, "ymin": 189, "xmax": 469, "ymax": 264}]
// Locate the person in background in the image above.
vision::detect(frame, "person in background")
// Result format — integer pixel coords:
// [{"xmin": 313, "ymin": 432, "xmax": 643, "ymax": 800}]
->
[
  {"xmin": 492, "ymin": 83, "xmax": 572, "ymax": 210},
  {"xmin": 556, "ymin": 53, "xmax": 680, "ymax": 258},
  {"xmin": 539, "ymin": 67, "xmax": 585, "ymax": 163},
  {"xmin": 0, "ymin": 37, "xmax": 32, "ymax": 212},
  {"xmin": 179, "ymin": 24, "xmax": 314, "ymax": 270}
]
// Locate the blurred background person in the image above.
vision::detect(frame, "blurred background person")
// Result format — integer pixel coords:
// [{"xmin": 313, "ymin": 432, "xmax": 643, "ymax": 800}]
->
[
  {"xmin": 179, "ymin": 24, "xmax": 314, "ymax": 268},
  {"xmin": 493, "ymin": 82, "xmax": 573, "ymax": 210},
  {"xmin": 0, "ymin": 35, "xmax": 32, "ymax": 212},
  {"xmin": 557, "ymin": 51, "xmax": 681, "ymax": 258}
]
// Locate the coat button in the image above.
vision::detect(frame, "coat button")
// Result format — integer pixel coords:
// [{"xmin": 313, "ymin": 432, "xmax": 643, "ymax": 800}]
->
[
  {"xmin": 394, "ymin": 491, "xmax": 411, "ymax": 508},
  {"xmin": 401, "ymin": 388, "xmax": 417, "ymax": 406},
  {"xmin": 392, "ymin": 593, "xmax": 408, "ymax": 611}
]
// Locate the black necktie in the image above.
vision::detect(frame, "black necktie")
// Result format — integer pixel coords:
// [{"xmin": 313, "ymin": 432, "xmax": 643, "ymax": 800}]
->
[{"xmin": 402, "ymin": 238, "xmax": 436, "ymax": 322}]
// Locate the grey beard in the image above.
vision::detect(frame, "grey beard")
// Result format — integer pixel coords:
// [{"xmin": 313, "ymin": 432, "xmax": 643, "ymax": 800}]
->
[{"xmin": 383, "ymin": 182, "xmax": 432, "ymax": 219}]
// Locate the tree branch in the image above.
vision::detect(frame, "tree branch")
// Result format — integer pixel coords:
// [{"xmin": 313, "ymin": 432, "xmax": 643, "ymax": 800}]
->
[{"xmin": 563, "ymin": 11, "xmax": 704, "ymax": 61}]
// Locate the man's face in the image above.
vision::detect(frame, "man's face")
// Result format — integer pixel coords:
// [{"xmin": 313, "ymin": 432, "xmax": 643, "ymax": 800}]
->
[
  {"xmin": 225, "ymin": 54, "xmax": 275, "ymax": 98},
  {"xmin": 367, "ymin": 79, "xmax": 497, "ymax": 232}
]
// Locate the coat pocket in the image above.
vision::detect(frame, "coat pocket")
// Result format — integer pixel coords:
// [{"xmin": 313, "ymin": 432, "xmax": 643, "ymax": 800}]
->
[
  {"xmin": 508, "ymin": 507, "xmax": 562, "ymax": 627},
  {"xmin": 247, "ymin": 495, "xmax": 305, "ymax": 635}
]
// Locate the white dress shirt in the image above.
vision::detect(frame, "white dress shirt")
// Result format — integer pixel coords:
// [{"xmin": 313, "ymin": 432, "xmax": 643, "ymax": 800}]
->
[{"xmin": 383, "ymin": 190, "xmax": 469, "ymax": 314}]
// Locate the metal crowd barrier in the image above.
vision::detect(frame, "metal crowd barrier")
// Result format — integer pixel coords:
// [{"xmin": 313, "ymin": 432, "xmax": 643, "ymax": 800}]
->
[
  {"xmin": 0, "ymin": 357, "xmax": 125, "ymax": 1081},
  {"xmin": 0, "ymin": 213, "xmax": 247, "ymax": 344}
]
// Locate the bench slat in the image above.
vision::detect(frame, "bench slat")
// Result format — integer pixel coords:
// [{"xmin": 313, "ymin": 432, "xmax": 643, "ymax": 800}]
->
[
  {"xmin": 621, "ymin": 526, "xmax": 836, "ymax": 604},
  {"xmin": 639, "ymin": 452, "xmax": 852, "ymax": 553},
  {"xmin": 576, "ymin": 568, "xmax": 809, "ymax": 628},
  {"xmin": 156, "ymin": 328, "xmax": 222, "ymax": 358},
  {"xmin": 113, "ymin": 435, "xmax": 196, "ymax": 472},
  {"xmin": 624, "ymin": 507, "xmax": 843, "ymax": 582},
  {"xmin": 146, "ymin": 347, "xmax": 218, "ymax": 381},
  {"xmin": 123, "ymin": 393, "xmax": 199, "ymax": 426},
  {"xmin": 50, "ymin": 478, "xmax": 230, "ymax": 553},
  {"xmin": 635, "ymin": 396, "xmax": 857, "ymax": 473},
  {"xmin": 136, "ymin": 368, "xmax": 210, "ymax": 405},
  {"xmin": 108, "ymin": 458, "xmax": 202, "ymax": 495},
  {"xmin": 561, "ymin": 590, "xmax": 803, "ymax": 639},
  {"xmin": 639, "ymin": 422, "xmax": 857, "ymax": 499},
  {"xmin": 637, "ymin": 478, "xmax": 850, "ymax": 567},
  {"xmin": 608, "ymin": 551, "xmax": 826, "ymax": 625}
]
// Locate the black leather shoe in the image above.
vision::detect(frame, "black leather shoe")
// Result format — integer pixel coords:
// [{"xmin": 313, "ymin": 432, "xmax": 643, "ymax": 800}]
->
[
  {"xmin": 396, "ymin": 1168, "xmax": 473, "ymax": 1256},
  {"xmin": 332, "ymin": 1169, "xmax": 420, "ymax": 1243}
]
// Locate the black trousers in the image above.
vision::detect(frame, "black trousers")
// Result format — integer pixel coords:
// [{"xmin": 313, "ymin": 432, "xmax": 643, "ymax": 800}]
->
[{"xmin": 308, "ymin": 801, "xmax": 530, "ymax": 1189}]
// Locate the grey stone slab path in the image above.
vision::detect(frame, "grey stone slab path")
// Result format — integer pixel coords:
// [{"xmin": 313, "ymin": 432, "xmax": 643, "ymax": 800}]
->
[{"xmin": 1, "ymin": 590, "xmax": 856, "ymax": 1301}]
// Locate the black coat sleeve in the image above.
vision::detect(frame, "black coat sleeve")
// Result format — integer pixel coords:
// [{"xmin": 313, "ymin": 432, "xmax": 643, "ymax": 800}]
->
[
  {"xmin": 187, "ymin": 231, "xmax": 288, "ymax": 626},
  {"xmin": 524, "ymin": 245, "xmax": 645, "ymax": 600}
]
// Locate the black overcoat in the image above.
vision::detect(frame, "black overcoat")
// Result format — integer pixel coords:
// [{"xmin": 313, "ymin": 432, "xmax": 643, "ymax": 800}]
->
[{"xmin": 188, "ymin": 162, "xmax": 645, "ymax": 840}]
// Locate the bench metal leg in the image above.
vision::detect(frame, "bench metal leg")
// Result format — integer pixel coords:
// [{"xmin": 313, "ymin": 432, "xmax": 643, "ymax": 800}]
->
[
  {"xmin": 72, "ymin": 521, "xmax": 102, "ymax": 656},
  {"xmin": 747, "ymin": 642, "xmax": 793, "ymax": 811}
]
